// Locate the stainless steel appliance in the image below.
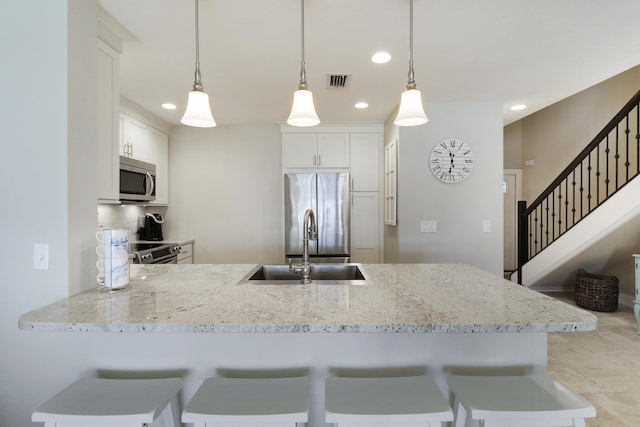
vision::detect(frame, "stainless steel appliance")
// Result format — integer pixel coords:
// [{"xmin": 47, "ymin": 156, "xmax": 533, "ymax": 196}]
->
[
  {"xmin": 120, "ymin": 156, "xmax": 156, "ymax": 202},
  {"xmin": 139, "ymin": 213, "xmax": 164, "ymax": 241},
  {"xmin": 131, "ymin": 242, "xmax": 181, "ymax": 264},
  {"xmin": 285, "ymin": 173, "xmax": 350, "ymax": 262}
]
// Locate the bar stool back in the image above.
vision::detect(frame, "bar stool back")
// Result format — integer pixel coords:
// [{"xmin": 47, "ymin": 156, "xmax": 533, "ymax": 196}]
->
[
  {"xmin": 32, "ymin": 377, "xmax": 183, "ymax": 427},
  {"xmin": 325, "ymin": 375, "xmax": 453, "ymax": 426},
  {"xmin": 447, "ymin": 374, "xmax": 596, "ymax": 427},
  {"xmin": 182, "ymin": 376, "xmax": 310, "ymax": 427}
]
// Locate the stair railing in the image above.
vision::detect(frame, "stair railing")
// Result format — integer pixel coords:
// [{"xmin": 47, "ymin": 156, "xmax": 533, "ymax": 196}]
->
[{"xmin": 517, "ymin": 90, "xmax": 640, "ymax": 284}]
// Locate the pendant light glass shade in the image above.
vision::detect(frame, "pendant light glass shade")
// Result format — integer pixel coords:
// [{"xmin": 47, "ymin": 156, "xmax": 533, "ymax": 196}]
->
[
  {"xmin": 395, "ymin": 88, "xmax": 428, "ymax": 126},
  {"xmin": 287, "ymin": 0, "xmax": 320, "ymax": 127},
  {"xmin": 181, "ymin": 0, "xmax": 216, "ymax": 128},
  {"xmin": 288, "ymin": 89, "xmax": 320, "ymax": 127},
  {"xmin": 181, "ymin": 90, "xmax": 216, "ymax": 128},
  {"xmin": 394, "ymin": 0, "xmax": 428, "ymax": 127}
]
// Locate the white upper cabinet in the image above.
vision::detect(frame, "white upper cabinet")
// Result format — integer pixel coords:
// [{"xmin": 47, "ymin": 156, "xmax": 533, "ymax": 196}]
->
[
  {"xmin": 146, "ymin": 126, "xmax": 169, "ymax": 205},
  {"xmin": 96, "ymin": 38, "xmax": 120, "ymax": 202},
  {"xmin": 350, "ymin": 133, "xmax": 381, "ymax": 192},
  {"xmin": 283, "ymin": 134, "xmax": 318, "ymax": 168},
  {"xmin": 283, "ymin": 133, "xmax": 350, "ymax": 169},
  {"xmin": 317, "ymin": 134, "xmax": 350, "ymax": 168},
  {"xmin": 119, "ymin": 112, "xmax": 170, "ymax": 205},
  {"xmin": 120, "ymin": 114, "xmax": 152, "ymax": 163}
]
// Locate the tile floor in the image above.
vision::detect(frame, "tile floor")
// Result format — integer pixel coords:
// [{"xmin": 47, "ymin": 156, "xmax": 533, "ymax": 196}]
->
[{"xmin": 547, "ymin": 292, "xmax": 640, "ymax": 427}]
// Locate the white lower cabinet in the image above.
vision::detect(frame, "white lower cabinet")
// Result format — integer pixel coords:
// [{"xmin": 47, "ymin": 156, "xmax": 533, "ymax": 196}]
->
[
  {"xmin": 177, "ymin": 243, "xmax": 193, "ymax": 264},
  {"xmin": 351, "ymin": 192, "xmax": 380, "ymax": 263}
]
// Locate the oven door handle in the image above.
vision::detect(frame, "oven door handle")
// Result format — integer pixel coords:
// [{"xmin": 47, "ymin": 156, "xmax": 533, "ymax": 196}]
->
[{"xmin": 145, "ymin": 172, "xmax": 155, "ymax": 197}]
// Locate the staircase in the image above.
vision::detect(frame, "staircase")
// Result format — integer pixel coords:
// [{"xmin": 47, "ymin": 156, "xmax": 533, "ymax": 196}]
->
[{"xmin": 517, "ymin": 90, "xmax": 640, "ymax": 289}]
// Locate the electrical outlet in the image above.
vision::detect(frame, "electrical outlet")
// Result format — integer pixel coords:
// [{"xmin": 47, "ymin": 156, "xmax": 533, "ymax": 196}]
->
[
  {"xmin": 421, "ymin": 220, "xmax": 437, "ymax": 233},
  {"xmin": 33, "ymin": 244, "xmax": 49, "ymax": 270}
]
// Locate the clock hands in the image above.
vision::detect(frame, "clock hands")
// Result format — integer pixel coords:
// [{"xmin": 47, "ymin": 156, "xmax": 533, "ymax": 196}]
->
[{"xmin": 430, "ymin": 139, "xmax": 473, "ymax": 183}]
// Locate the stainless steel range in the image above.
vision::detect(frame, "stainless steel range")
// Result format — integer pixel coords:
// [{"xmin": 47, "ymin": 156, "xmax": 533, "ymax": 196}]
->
[{"xmin": 131, "ymin": 243, "xmax": 181, "ymax": 264}]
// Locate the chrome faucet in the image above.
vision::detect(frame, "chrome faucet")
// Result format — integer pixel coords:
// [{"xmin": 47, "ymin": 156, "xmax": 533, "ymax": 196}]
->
[{"xmin": 289, "ymin": 208, "xmax": 317, "ymax": 283}]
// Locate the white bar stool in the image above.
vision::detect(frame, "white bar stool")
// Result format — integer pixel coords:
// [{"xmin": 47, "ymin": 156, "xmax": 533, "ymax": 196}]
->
[
  {"xmin": 325, "ymin": 375, "xmax": 454, "ymax": 426},
  {"xmin": 32, "ymin": 377, "xmax": 183, "ymax": 426},
  {"xmin": 447, "ymin": 374, "xmax": 596, "ymax": 427},
  {"xmin": 182, "ymin": 376, "xmax": 310, "ymax": 427}
]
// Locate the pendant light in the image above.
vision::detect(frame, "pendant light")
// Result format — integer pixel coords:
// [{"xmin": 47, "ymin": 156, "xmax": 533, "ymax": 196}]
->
[
  {"xmin": 394, "ymin": 0, "xmax": 428, "ymax": 126},
  {"xmin": 181, "ymin": 0, "xmax": 216, "ymax": 128},
  {"xmin": 287, "ymin": 0, "xmax": 320, "ymax": 127}
]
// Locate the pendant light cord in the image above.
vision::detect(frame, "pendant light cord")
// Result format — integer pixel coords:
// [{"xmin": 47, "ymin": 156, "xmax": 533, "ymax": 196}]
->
[
  {"xmin": 192, "ymin": 0, "xmax": 204, "ymax": 91},
  {"xmin": 298, "ymin": 0, "xmax": 308, "ymax": 89},
  {"xmin": 406, "ymin": 0, "xmax": 416, "ymax": 90}
]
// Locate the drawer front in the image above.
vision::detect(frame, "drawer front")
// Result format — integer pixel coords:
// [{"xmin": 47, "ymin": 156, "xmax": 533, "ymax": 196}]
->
[{"xmin": 178, "ymin": 243, "xmax": 193, "ymax": 261}]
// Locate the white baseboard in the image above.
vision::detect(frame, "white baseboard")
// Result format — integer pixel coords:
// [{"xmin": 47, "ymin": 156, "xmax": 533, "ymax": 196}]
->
[{"xmin": 619, "ymin": 292, "xmax": 635, "ymax": 307}]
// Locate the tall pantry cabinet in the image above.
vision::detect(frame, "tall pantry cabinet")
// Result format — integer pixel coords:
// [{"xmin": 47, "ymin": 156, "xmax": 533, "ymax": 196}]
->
[
  {"xmin": 281, "ymin": 124, "xmax": 383, "ymax": 263},
  {"xmin": 96, "ymin": 21, "xmax": 170, "ymax": 206},
  {"xmin": 96, "ymin": 30, "xmax": 121, "ymax": 202}
]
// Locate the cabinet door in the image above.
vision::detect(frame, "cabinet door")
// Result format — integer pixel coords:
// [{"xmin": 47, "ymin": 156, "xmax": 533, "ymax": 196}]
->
[
  {"xmin": 283, "ymin": 134, "xmax": 317, "ymax": 168},
  {"xmin": 317, "ymin": 134, "xmax": 350, "ymax": 168},
  {"xmin": 121, "ymin": 114, "xmax": 151, "ymax": 162},
  {"xmin": 96, "ymin": 39, "xmax": 119, "ymax": 201},
  {"xmin": 178, "ymin": 243, "xmax": 193, "ymax": 264},
  {"xmin": 350, "ymin": 134, "xmax": 381, "ymax": 191},
  {"xmin": 351, "ymin": 192, "xmax": 380, "ymax": 263},
  {"xmin": 147, "ymin": 127, "xmax": 169, "ymax": 205}
]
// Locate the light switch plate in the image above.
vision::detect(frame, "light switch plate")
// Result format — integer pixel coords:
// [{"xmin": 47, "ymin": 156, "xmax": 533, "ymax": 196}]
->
[
  {"xmin": 421, "ymin": 220, "xmax": 437, "ymax": 233},
  {"xmin": 483, "ymin": 221, "xmax": 491, "ymax": 233},
  {"xmin": 33, "ymin": 244, "xmax": 49, "ymax": 270}
]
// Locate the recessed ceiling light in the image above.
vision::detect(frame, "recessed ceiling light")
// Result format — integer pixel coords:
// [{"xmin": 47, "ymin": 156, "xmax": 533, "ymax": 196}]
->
[
  {"xmin": 371, "ymin": 51, "xmax": 391, "ymax": 64},
  {"xmin": 162, "ymin": 103, "xmax": 177, "ymax": 110},
  {"xmin": 510, "ymin": 104, "xmax": 527, "ymax": 111},
  {"xmin": 355, "ymin": 102, "xmax": 369, "ymax": 109}
]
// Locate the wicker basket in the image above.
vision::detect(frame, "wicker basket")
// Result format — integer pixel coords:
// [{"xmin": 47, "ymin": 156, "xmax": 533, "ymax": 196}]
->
[{"xmin": 574, "ymin": 269, "xmax": 619, "ymax": 312}]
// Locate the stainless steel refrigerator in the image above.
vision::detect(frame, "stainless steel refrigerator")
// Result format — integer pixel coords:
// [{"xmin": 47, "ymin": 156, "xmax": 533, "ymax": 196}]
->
[{"xmin": 285, "ymin": 173, "xmax": 350, "ymax": 262}]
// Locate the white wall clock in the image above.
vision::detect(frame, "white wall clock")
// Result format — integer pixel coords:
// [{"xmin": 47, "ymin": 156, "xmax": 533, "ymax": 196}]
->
[{"xmin": 429, "ymin": 138, "xmax": 474, "ymax": 183}]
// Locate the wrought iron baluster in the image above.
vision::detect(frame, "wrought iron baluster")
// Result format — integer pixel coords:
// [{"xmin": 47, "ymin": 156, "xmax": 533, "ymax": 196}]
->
[
  {"xmin": 604, "ymin": 135, "xmax": 611, "ymax": 198},
  {"xmin": 615, "ymin": 124, "xmax": 620, "ymax": 190},
  {"xmin": 596, "ymin": 144, "xmax": 600, "ymax": 205},
  {"xmin": 625, "ymin": 114, "xmax": 630, "ymax": 183},
  {"xmin": 579, "ymin": 161, "xmax": 584, "ymax": 219},
  {"xmin": 587, "ymin": 152, "xmax": 592, "ymax": 213},
  {"xmin": 557, "ymin": 183, "xmax": 563, "ymax": 235}
]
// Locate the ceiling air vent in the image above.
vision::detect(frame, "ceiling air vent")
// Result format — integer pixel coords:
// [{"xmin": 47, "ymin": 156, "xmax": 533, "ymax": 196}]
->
[{"xmin": 327, "ymin": 73, "xmax": 351, "ymax": 89}]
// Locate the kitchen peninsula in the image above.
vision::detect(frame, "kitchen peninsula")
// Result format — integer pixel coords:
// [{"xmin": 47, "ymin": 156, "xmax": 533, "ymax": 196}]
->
[{"xmin": 20, "ymin": 263, "xmax": 596, "ymax": 427}]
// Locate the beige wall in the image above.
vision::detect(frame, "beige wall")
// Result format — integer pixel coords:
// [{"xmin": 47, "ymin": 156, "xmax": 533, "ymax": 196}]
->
[
  {"xmin": 394, "ymin": 102, "xmax": 504, "ymax": 276},
  {"xmin": 515, "ymin": 65, "xmax": 640, "ymax": 202},
  {"xmin": 166, "ymin": 124, "xmax": 284, "ymax": 264},
  {"xmin": 503, "ymin": 121, "xmax": 522, "ymax": 170}
]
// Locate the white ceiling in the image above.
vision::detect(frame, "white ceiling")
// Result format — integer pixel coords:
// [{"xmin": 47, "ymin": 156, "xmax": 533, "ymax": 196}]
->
[{"xmin": 98, "ymin": 0, "xmax": 640, "ymax": 127}]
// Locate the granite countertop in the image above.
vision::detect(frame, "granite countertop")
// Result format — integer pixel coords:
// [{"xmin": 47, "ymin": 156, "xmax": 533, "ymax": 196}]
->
[{"xmin": 19, "ymin": 263, "xmax": 597, "ymax": 333}]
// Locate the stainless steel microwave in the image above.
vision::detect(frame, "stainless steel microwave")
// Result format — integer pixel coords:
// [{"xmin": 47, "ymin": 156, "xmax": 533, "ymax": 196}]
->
[{"xmin": 119, "ymin": 156, "xmax": 156, "ymax": 202}]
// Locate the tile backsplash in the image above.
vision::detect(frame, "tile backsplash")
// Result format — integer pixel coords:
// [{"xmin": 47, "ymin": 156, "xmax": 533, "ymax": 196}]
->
[{"xmin": 97, "ymin": 204, "xmax": 145, "ymax": 238}]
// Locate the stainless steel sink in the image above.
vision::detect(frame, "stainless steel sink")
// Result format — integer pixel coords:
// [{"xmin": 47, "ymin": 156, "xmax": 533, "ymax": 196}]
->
[{"xmin": 236, "ymin": 263, "xmax": 370, "ymax": 285}]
